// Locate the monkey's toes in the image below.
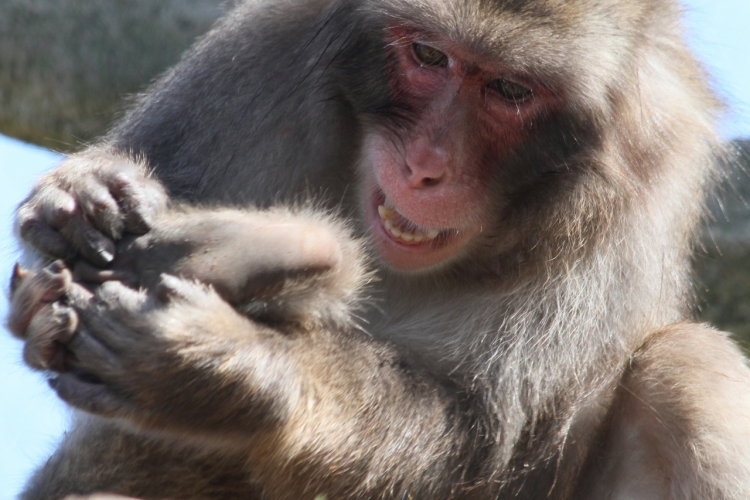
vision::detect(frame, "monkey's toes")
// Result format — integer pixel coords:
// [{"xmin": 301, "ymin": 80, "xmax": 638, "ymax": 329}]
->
[{"xmin": 155, "ymin": 273, "xmax": 203, "ymax": 303}]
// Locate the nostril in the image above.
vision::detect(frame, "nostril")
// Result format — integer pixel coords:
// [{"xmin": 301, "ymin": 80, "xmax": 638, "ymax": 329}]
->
[
  {"xmin": 406, "ymin": 168, "xmax": 446, "ymax": 188},
  {"xmin": 420, "ymin": 177, "xmax": 441, "ymax": 187},
  {"xmin": 405, "ymin": 167, "xmax": 444, "ymax": 188},
  {"xmin": 405, "ymin": 164, "xmax": 441, "ymax": 187}
]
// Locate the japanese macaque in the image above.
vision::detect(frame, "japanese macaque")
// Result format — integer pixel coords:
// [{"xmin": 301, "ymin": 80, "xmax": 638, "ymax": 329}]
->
[{"xmin": 7, "ymin": 0, "xmax": 750, "ymax": 499}]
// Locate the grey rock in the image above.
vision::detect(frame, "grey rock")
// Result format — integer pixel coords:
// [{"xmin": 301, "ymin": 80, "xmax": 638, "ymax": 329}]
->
[
  {"xmin": 0, "ymin": 0, "xmax": 227, "ymax": 151},
  {"xmin": 696, "ymin": 140, "xmax": 750, "ymax": 351}
]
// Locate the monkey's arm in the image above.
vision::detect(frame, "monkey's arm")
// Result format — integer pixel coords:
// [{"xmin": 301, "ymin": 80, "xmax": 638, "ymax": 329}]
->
[
  {"xmin": 9, "ymin": 265, "xmax": 484, "ymax": 500},
  {"xmin": 15, "ymin": 0, "xmax": 358, "ymax": 260},
  {"xmin": 577, "ymin": 323, "xmax": 750, "ymax": 500}
]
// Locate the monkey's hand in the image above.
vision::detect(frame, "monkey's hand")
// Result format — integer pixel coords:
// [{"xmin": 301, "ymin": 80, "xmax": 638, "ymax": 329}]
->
[
  {"xmin": 9, "ymin": 262, "xmax": 290, "ymax": 428},
  {"xmin": 6, "ymin": 261, "xmax": 76, "ymax": 371},
  {"xmin": 16, "ymin": 149, "xmax": 168, "ymax": 267},
  {"xmin": 9, "ymin": 262, "xmax": 475, "ymax": 497}
]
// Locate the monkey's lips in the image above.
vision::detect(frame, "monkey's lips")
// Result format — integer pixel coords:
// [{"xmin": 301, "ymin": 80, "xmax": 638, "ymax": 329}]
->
[{"xmin": 365, "ymin": 188, "xmax": 475, "ymax": 271}]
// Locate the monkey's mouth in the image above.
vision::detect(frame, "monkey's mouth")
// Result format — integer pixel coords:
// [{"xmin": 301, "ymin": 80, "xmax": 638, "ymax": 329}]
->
[
  {"xmin": 376, "ymin": 197, "xmax": 443, "ymax": 245},
  {"xmin": 365, "ymin": 187, "xmax": 473, "ymax": 271}
]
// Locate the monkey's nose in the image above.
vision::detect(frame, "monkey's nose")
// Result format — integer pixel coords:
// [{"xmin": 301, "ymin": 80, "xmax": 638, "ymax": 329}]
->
[{"xmin": 404, "ymin": 136, "xmax": 450, "ymax": 188}]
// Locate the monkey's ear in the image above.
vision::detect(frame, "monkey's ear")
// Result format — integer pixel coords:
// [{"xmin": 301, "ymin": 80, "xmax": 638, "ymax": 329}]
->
[{"xmin": 10, "ymin": 263, "xmax": 30, "ymax": 295}]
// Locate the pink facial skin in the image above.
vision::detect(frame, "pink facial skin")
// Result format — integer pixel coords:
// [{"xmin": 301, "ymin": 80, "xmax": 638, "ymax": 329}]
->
[{"xmin": 363, "ymin": 26, "xmax": 556, "ymax": 271}]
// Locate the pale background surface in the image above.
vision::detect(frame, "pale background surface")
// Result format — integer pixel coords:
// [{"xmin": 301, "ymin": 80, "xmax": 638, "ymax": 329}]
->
[{"xmin": 0, "ymin": 0, "xmax": 749, "ymax": 497}]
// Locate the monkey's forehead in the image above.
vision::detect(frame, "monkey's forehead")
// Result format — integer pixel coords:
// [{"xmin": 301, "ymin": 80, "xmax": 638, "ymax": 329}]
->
[{"xmin": 365, "ymin": 0, "xmax": 683, "ymax": 109}]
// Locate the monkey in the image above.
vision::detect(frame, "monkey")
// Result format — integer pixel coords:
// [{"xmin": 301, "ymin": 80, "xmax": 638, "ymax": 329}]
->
[{"xmin": 7, "ymin": 0, "xmax": 750, "ymax": 498}]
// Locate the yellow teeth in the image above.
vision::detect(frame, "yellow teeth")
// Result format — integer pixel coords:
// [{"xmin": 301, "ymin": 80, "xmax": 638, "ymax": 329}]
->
[
  {"xmin": 378, "ymin": 204, "xmax": 439, "ymax": 243},
  {"xmin": 384, "ymin": 219, "xmax": 401, "ymax": 237},
  {"xmin": 377, "ymin": 205, "xmax": 393, "ymax": 219}
]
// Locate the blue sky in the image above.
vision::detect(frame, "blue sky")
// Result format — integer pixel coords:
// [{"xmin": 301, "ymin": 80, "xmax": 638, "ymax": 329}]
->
[{"xmin": 1, "ymin": 1, "xmax": 749, "ymax": 497}]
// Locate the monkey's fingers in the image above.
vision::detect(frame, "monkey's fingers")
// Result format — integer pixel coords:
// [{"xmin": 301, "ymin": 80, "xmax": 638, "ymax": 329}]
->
[
  {"xmin": 154, "ymin": 273, "xmax": 210, "ymax": 304},
  {"xmin": 73, "ymin": 260, "xmax": 139, "ymax": 288},
  {"xmin": 16, "ymin": 186, "xmax": 78, "ymax": 260},
  {"xmin": 49, "ymin": 283, "xmax": 133, "ymax": 416},
  {"xmin": 65, "ymin": 280, "xmax": 150, "ymax": 351},
  {"xmin": 77, "ymin": 179, "xmax": 128, "ymax": 242},
  {"xmin": 9, "ymin": 263, "xmax": 31, "ymax": 295},
  {"xmin": 59, "ymin": 213, "xmax": 117, "ymax": 267},
  {"xmin": 108, "ymin": 171, "xmax": 169, "ymax": 235},
  {"xmin": 70, "ymin": 162, "xmax": 167, "ymax": 256},
  {"xmin": 22, "ymin": 302, "xmax": 78, "ymax": 372},
  {"xmin": 6, "ymin": 261, "xmax": 71, "ymax": 338},
  {"xmin": 17, "ymin": 181, "xmax": 117, "ymax": 266},
  {"xmin": 17, "ymin": 155, "xmax": 168, "ymax": 267}
]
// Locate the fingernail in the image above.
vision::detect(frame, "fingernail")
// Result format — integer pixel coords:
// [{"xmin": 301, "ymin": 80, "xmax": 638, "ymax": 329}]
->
[
  {"xmin": 97, "ymin": 248, "xmax": 114, "ymax": 264},
  {"xmin": 10, "ymin": 263, "xmax": 27, "ymax": 293}
]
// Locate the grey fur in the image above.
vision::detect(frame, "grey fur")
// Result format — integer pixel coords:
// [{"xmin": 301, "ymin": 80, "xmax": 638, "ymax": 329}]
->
[{"xmin": 8, "ymin": 1, "xmax": 750, "ymax": 499}]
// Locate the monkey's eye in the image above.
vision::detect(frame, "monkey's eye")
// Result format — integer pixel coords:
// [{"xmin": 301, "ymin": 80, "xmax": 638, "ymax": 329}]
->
[
  {"xmin": 487, "ymin": 79, "xmax": 532, "ymax": 103},
  {"xmin": 412, "ymin": 43, "xmax": 449, "ymax": 68}
]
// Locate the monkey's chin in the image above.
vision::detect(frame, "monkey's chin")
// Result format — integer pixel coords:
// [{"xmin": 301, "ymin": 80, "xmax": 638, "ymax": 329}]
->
[{"xmin": 364, "ymin": 189, "xmax": 475, "ymax": 271}]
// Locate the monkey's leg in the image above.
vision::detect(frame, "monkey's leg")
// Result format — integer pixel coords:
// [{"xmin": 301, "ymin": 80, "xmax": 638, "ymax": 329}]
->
[
  {"xmin": 72, "ymin": 207, "xmax": 368, "ymax": 329},
  {"xmin": 576, "ymin": 323, "xmax": 750, "ymax": 500},
  {"xmin": 35, "ymin": 275, "xmax": 489, "ymax": 500}
]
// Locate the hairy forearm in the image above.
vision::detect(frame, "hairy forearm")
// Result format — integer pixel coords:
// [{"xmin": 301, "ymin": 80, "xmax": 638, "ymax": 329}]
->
[
  {"xmin": 30, "ymin": 271, "xmax": 478, "ymax": 498},
  {"xmin": 122, "ymin": 311, "xmax": 479, "ymax": 498},
  {"xmin": 242, "ymin": 329, "xmax": 480, "ymax": 499}
]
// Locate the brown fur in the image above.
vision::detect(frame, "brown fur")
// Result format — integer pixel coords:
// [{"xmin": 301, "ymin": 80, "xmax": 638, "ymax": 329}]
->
[{"xmin": 8, "ymin": 0, "xmax": 750, "ymax": 499}]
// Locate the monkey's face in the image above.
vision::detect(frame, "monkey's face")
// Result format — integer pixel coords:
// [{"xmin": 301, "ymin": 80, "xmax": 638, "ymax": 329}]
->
[{"xmin": 360, "ymin": 25, "xmax": 558, "ymax": 271}]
